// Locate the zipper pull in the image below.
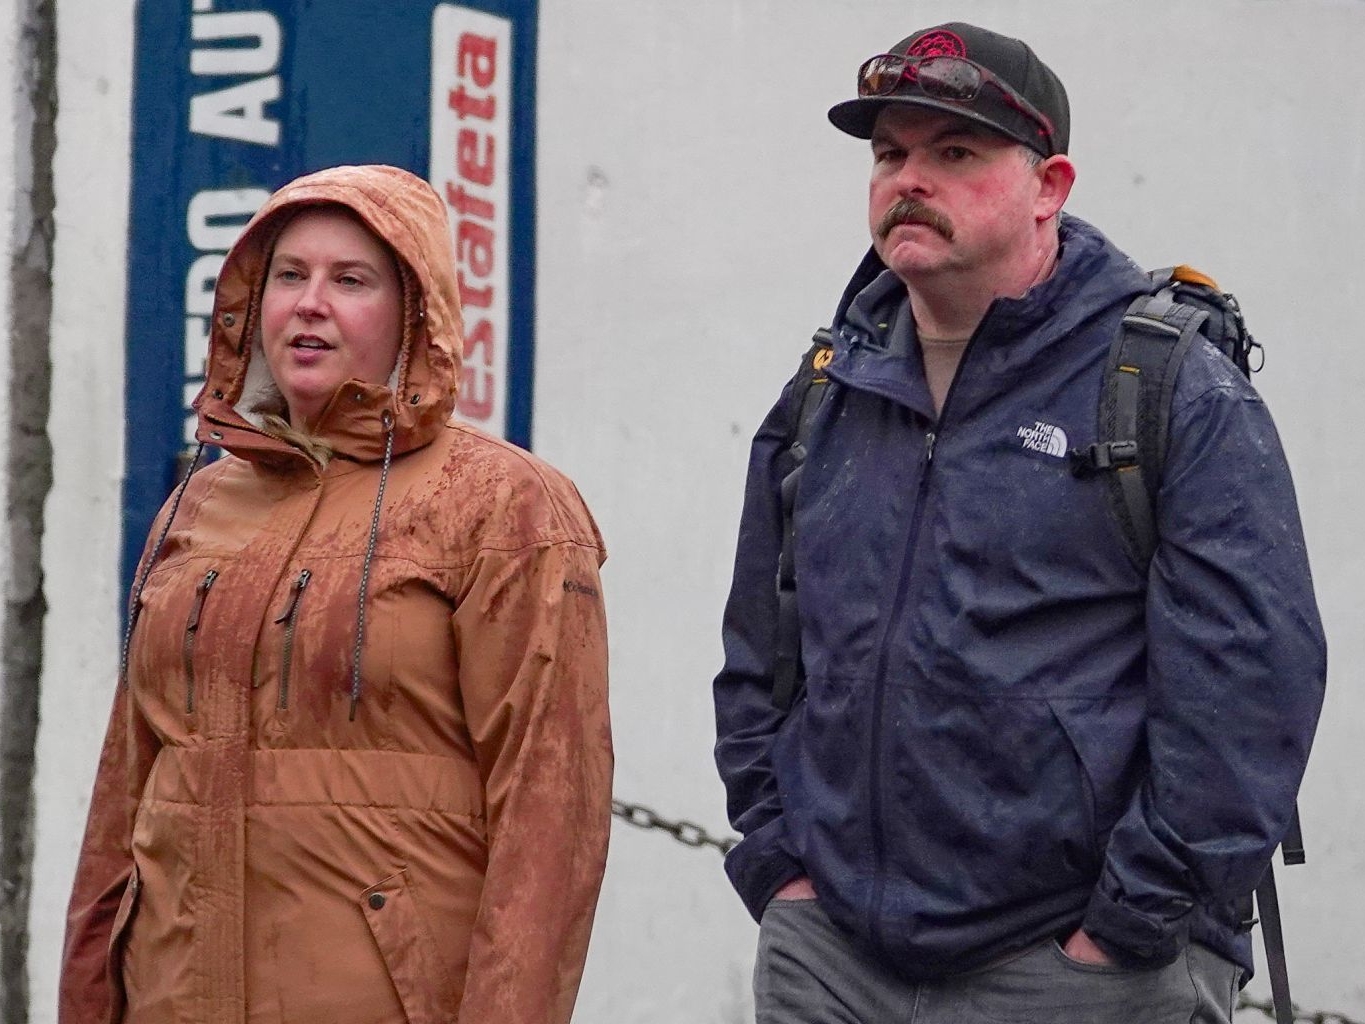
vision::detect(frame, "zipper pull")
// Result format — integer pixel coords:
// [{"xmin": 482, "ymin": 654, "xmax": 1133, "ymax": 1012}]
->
[
  {"xmin": 925, "ymin": 431, "xmax": 937, "ymax": 462},
  {"xmin": 184, "ymin": 569, "xmax": 218, "ymax": 714},
  {"xmin": 274, "ymin": 569, "xmax": 312, "ymax": 624},
  {"xmin": 274, "ymin": 570, "xmax": 311, "ymax": 710},
  {"xmin": 257, "ymin": 569, "xmax": 310, "ymax": 689},
  {"xmin": 186, "ymin": 570, "xmax": 219, "ymax": 632}
]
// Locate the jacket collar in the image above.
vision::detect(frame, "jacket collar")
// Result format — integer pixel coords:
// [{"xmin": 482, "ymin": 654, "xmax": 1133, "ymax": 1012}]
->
[{"xmin": 827, "ymin": 214, "xmax": 1152, "ymax": 412}]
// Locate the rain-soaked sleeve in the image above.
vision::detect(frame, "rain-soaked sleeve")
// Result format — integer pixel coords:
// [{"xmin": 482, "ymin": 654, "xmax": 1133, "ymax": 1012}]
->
[
  {"xmin": 1083, "ymin": 365, "xmax": 1326, "ymax": 965},
  {"xmin": 451, "ymin": 483, "xmax": 612, "ymax": 1024},
  {"xmin": 712, "ymin": 383, "xmax": 807, "ymax": 920},
  {"xmin": 59, "ymin": 680, "xmax": 161, "ymax": 1024}
]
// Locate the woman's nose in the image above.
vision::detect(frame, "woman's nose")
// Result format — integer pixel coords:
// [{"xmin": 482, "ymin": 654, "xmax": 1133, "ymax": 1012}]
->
[{"xmin": 295, "ymin": 279, "xmax": 327, "ymax": 318}]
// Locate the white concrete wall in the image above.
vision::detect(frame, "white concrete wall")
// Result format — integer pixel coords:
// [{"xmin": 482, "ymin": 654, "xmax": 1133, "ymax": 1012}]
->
[
  {"xmin": 25, "ymin": 0, "xmax": 132, "ymax": 1018},
  {"xmin": 17, "ymin": 1, "xmax": 1365, "ymax": 1021}
]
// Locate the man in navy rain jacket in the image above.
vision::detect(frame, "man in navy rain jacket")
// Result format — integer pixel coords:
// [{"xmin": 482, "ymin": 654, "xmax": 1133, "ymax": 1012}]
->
[{"xmin": 713, "ymin": 21, "xmax": 1325, "ymax": 1024}]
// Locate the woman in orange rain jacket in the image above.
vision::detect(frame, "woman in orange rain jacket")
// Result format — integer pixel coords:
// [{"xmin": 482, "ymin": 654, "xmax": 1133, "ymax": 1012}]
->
[{"xmin": 59, "ymin": 164, "xmax": 613, "ymax": 1024}]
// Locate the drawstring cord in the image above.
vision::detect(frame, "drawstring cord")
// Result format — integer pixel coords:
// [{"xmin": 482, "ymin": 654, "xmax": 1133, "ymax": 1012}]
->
[
  {"xmin": 350, "ymin": 409, "xmax": 395, "ymax": 721},
  {"xmin": 117, "ymin": 416, "xmax": 394, "ymax": 718},
  {"xmin": 120, "ymin": 442, "xmax": 208, "ymax": 687}
]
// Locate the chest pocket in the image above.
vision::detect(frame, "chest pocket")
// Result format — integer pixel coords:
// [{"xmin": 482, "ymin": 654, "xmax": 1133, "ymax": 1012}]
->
[
  {"xmin": 270, "ymin": 569, "xmax": 312, "ymax": 710},
  {"xmin": 255, "ymin": 562, "xmax": 399, "ymax": 732},
  {"xmin": 127, "ymin": 562, "xmax": 222, "ymax": 735}
]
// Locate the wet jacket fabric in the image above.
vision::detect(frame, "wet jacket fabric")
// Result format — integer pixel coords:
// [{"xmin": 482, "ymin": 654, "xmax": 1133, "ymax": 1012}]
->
[
  {"xmin": 60, "ymin": 165, "xmax": 613, "ymax": 1024},
  {"xmin": 714, "ymin": 214, "xmax": 1325, "ymax": 977}
]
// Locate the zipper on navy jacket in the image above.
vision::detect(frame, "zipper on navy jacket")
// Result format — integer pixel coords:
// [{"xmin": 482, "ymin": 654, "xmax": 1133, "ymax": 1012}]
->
[
  {"xmin": 862, "ymin": 317, "xmax": 983, "ymax": 954},
  {"xmin": 273, "ymin": 569, "xmax": 311, "ymax": 710},
  {"xmin": 864, "ymin": 429, "xmax": 937, "ymax": 954},
  {"xmin": 183, "ymin": 569, "xmax": 219, "ymax": 714}
]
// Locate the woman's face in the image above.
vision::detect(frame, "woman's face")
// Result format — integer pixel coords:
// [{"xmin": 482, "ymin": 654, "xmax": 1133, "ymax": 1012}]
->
[{"xmin": 260, "ymin": 207, "xmax": 404, "ymax": 428}]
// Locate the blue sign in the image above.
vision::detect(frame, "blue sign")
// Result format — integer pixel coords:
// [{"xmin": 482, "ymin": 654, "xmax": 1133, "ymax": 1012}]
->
[{"xmin": 122, "ymin": 0, "xmax": 538, "ymax": 592}]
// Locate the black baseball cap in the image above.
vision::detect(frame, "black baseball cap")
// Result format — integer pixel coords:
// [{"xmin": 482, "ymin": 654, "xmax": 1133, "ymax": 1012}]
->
[{"xmin": 828, "ymin": 22, "xmax": 1069, "ymax": 157}]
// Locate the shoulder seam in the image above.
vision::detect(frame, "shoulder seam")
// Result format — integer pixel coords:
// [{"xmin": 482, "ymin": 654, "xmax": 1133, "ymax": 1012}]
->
[{"xmin": 444, "ymin": 420, "xmax": 585, "ymax": 535}]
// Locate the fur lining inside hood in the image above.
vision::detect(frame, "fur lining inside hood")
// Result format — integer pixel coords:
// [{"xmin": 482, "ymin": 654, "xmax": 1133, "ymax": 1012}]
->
[{"xmin": 193, "ymin": 164, "xmax": 464, "ymax": 463}]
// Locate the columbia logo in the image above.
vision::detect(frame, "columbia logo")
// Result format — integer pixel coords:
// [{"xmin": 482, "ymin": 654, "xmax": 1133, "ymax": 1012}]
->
[{"xmin": 1017, "ymin": 421, "xmax": 1069, "ymax": 458}]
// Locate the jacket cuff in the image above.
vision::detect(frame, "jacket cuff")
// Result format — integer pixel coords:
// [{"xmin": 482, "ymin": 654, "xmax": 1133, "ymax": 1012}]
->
[
  {"xmin": 723, "ymin": 816, "xmax": 803, "ymax": 922},
  {"xmin": 1082, "ymin": 886, "xmax": 1192, "ymax": 968}
]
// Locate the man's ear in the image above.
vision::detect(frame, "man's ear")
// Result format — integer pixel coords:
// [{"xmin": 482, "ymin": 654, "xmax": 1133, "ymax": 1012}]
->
[{"xmin": 1034, "ymin": 155, "xmax": 1076, "ymax": 222}]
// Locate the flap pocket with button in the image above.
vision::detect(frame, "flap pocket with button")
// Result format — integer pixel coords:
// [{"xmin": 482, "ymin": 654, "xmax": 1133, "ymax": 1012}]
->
[{"xmin": 359, "ymin": 869, "xmax": 457, "ymax": 1024}]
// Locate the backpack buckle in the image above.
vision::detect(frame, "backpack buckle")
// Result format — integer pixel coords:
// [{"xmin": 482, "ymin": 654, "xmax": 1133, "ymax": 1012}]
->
[{"xmin": 1069, "ymin": 439, "xmax": 1139, "ymax": 476}]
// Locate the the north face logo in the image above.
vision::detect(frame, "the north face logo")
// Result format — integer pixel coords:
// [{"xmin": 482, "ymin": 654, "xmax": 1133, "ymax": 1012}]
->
[{"xmin": 1017, "ymin": 421, "xmax": 1069, "ymax": 458}]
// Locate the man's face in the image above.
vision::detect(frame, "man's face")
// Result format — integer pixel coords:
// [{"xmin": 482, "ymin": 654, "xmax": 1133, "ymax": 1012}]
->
[{"xmin": 867, "ymin": 105, "xmax": 1048, "ymax": 284}]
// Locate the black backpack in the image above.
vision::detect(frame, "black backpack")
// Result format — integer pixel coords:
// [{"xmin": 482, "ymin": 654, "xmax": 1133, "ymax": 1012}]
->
[
  {"xmin": 772, "ymin": 266, "xmax": 1301, "ymax": 1024},
  {"xmin": 1068, "ymin": 265, "xmax": 1263, "ymax": 566}
]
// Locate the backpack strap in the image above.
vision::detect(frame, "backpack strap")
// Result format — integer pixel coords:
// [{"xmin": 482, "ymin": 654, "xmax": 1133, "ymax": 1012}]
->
[
  {"xmin": 1070, "ymin": 280, "xmax": 1208, "ymax": 566},
  {"xmin": 772, "ymin": 328, "xmax": 834, "ymax": 711},
  {"xmin": 1281, "ymin": 806, "xmax": 1306, "ymax": 866},
  {"xmin": 1257, "ymin": 806, "xmax": 1306, "ymax": 1024},
  {"xmin": 1072, "ymin": 271, "xmax": 1303, "ymax": 1024},
  {"xmin": 1256, "ymin": 865, "xmax": 1295, "ymax": 1024}
]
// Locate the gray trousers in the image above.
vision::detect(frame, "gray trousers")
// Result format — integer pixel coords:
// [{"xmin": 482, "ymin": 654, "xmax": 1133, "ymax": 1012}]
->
[{"xmin": 755, "ymin": 899, "xmax": 1241, "ymax": 1024}]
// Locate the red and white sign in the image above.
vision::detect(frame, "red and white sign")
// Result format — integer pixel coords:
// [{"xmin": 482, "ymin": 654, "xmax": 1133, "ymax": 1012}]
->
[{"xmin": 430, "ymin": 4, "xmax": 512, "ymax": 437}]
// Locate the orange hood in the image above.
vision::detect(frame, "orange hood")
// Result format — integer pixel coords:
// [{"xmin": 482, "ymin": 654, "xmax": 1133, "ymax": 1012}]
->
[{"xmin": 194, "ymin": 164, "xmax": 464, "ymax": 463}]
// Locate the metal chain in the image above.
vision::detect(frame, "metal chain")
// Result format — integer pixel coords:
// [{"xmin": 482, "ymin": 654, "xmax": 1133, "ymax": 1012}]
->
[
  {"xmin": 611, "ymin": 799, "xmax": 737, "ymax": 855},
  {"xmin": 1237, "ymin": 994, "xmax": 1364, "ymax": 1024},
  {"xmin": 611, "ymin": 798, "xmax": 1363, "ymax": 1024}
]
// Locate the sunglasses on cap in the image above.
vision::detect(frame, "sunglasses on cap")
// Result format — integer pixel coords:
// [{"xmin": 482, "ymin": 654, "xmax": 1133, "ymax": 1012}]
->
[{"xmin": 857, "ymin": 53, "xmax": 1057, "ymax": 154}]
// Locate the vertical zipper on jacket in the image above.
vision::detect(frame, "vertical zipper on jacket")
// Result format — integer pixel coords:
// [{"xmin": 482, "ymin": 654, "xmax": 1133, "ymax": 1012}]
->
[
  {"xmin": 183, "ymin": 569, "xmax": 219, "ymax": 714},
  {"xmin": 273, "ymin": 569, "xmax": 311, "ymax": 709},
  {"xmin": 862, "ymin": 305, "xmax": 986, "ymax": 942},
  {"xmin": 866, "ymin": 429, "xmax": 937, "ymax": 955}
]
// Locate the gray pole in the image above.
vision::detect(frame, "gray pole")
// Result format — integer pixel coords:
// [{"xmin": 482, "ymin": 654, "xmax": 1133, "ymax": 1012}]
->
[{"xmin": 2, "ymin": 0, "xmax": 56, "ymax": 1020}]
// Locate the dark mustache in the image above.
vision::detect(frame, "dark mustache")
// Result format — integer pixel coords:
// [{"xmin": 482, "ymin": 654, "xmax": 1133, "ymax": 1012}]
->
[{"xmin": 877, "ymin": 198, "xmax": 954, "ymax": 241}]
